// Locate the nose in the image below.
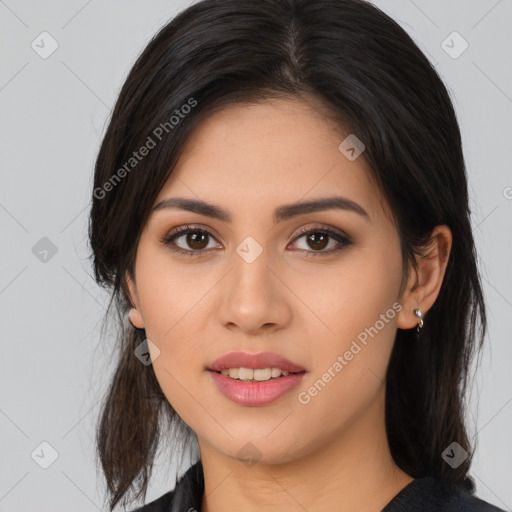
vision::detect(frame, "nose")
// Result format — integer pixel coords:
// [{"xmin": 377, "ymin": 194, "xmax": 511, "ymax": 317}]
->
[{"xmin": 216, "ymin": 249, "xmax": 292, "ymax": 336}]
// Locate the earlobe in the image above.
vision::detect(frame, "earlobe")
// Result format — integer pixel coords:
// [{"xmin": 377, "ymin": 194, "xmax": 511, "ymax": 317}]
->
[
  {"xmin": 396, "ymin": 264, "xmax": 422, "ymax": 330},
  {"xmin": 396, "ymin": 225, "xmax": 452, "ymax": 331},
  {"xmin": 129, "ymin": 308, "xmax": 145, "ymax": 329}
]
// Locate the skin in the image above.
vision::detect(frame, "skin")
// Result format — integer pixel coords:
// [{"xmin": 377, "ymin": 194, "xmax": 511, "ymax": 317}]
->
[{"xmin": 126, "ymin": 96, "xmax": 452, "ymax": 512}]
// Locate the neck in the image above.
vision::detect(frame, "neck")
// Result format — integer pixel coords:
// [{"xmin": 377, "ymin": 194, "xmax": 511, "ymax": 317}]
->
[{"xmin": 199, "ymin": 387, "xmax": 414, "ymax": 512}]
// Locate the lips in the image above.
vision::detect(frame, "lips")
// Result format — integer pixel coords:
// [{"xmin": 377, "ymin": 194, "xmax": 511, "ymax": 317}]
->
[{"xmin": 208, "ymin": 351, "xmax": 307, "ymax": 373}]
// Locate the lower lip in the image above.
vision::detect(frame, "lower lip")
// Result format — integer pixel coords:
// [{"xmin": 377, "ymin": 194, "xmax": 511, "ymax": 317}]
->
[{"xmin": 208, "ymin": 370, "xmax": 306, "ymax": 406}]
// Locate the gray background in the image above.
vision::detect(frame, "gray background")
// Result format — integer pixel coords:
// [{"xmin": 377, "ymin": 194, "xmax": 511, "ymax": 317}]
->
[{"xmin": 1, "ymin": 1, "xmax": 511, "ymax": 511}]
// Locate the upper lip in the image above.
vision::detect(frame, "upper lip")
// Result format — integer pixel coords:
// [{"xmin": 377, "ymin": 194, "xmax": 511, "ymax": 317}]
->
[{"xmin": 208, "ymin": 351, "xmax": 306, "ymax": 373}]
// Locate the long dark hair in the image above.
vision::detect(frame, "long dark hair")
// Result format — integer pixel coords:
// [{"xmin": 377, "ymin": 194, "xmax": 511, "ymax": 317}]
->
[{"xmin": 88, "ymin": 0, "xmax": 487, "ymax": 509}]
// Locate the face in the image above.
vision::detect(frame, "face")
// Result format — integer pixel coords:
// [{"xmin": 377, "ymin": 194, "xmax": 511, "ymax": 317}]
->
[{"xmin": 127, "ymin": 96, "xmax": 409, "ymax": 464}]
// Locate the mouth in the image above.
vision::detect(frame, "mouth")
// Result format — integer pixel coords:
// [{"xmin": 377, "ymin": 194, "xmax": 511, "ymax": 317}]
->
[
  {"xmin": 212, "ymin": 367, "xmax": 306, "ymax": 382},
  {"xmin": 208, "ymin": 350, "xmax": 307, "ymax": 374},
  {"xmin": 206, "ymin": 351, "xmax": 307, "ymax": 406},
  {"xmin": 208, "ymin": 368, "xmax": 307, "ymax": 406}
]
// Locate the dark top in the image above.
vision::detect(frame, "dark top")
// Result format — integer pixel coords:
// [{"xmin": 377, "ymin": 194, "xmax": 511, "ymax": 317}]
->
[{"xmin": 130, "ymin": 460, "xmax": 506, "ymax": 512}]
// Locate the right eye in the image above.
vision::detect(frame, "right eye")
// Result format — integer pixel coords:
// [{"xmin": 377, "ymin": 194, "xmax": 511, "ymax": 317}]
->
[{"xmin": 160, "ymin": 225, "xmax": 222, "ymax": 257}]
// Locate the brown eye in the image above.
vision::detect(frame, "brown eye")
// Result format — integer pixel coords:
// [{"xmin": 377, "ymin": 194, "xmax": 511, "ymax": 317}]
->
[
  {"xmin": 185, "ymin": 231, "xmax": 209, "ymax": 250},
  {"xmin": 160, "ymin": 226, "xmax": 221, "ymax": 257},
  {"xmin": 304, "ymin": 232, "xmax": 329, "ymax": 251},
  {"xmin": 290, "ymin": 226, "xmax": 353, "ymax": 256},
  {"xmin": 160, "ymin": 224, "xmax": 353, "ymax": 258}
]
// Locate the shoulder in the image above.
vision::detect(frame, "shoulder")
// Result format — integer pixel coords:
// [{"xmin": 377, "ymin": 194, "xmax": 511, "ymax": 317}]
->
[
  {"xmin": 383, "ymin": 476, "xmax": 507, "ymax": 512},
  {"xmin": 445, "ymin": 488, "xmax": 507, "ymax": 512},
  {"xmin": 126, "ymin": 460, "xmax": 203, "ymax": 512},
  {"xmin": 127, "ymin": 488, "xmax": 176, "ymax": 512}
]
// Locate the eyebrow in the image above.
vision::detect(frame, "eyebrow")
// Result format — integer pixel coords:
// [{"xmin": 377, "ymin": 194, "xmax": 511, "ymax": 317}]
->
[{"xmin": 151, "ymin": 196, "xmax": 370, "ymax": 224}]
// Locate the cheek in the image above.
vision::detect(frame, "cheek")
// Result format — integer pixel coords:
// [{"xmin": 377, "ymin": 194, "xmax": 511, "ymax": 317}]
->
[
  {"xmin": 294, "ymin": 246, "xmax": 402, "ymax": 346},
  {"xmin": 134, "ymin": 250, "xmax": 217, "ymax": 418},
  {"xmin": 299, "ymin": 247, "xmax": 402, "ymax": 414},
  {"xmin": 148, "ymin": 323, "xmax": 209, "ymax": 430},
  {"xmin": 298, "ymin": 313, "xmax": 397, "ymax": 437},
  {"xmin": 332, "ymin": 247, "xmax": 401, "ymax": 366},
  {"xmin": 135, "ymin": 241, "xmax": 215, "ymax": 340}
]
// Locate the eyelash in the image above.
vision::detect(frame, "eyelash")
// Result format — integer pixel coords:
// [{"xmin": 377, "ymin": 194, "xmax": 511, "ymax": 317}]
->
[{"xmin": 159, "ymin": 224, "xmax": 353, "ymax": 258}]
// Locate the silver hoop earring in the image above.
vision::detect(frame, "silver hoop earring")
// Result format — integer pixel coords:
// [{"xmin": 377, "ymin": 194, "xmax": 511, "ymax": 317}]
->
[{"xmin": 413, "ymin": 308, "xmax": 424, "ymax": 334}]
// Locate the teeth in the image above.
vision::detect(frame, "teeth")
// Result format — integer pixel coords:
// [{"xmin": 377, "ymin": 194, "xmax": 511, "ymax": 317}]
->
[
  {"xmin": 238, "ymin": 367, "xmax": 253, "ymax": 380},
  {"xmin": 219, "ymin": 367, "xmax": 291, "ymax": 381},
  {"xmin": 228, "ymin": 368, "xmax": 239, "ymax": 379}
]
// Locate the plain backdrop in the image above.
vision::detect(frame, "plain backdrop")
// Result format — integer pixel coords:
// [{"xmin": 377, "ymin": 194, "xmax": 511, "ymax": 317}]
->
[{"xmin": 1, "ymin": 1, "xmax": 511, "ymax": 511}]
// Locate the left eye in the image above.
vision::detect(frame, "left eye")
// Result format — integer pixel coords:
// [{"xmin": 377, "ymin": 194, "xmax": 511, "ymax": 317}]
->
[
  {"xmin": 292, "ymin": 229, "xmax": 346, "ymax": 253},
  {"xmin": 160, "ymin": 225, "xmax": 353, "ymax": 257}
]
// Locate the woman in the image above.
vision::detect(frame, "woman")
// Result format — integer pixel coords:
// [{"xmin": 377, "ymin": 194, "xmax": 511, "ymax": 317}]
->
[{"xmin": 88, "ymin": 0, "xmax": 506, "ymax": 510}]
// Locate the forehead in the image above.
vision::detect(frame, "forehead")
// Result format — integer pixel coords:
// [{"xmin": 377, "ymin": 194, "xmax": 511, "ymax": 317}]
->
[{"xmin": 154, "ymin": 97, "xmax": 390, "ymax": 225}]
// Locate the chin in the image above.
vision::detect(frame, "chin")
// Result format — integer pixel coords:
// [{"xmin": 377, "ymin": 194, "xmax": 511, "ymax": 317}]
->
[{"xmin": 207, "ymin": 430, "xmax": 310, "ymax": 468}]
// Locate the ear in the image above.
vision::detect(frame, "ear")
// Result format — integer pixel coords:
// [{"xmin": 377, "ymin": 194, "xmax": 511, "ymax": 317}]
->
[
  {"xmin": 397, "ymin": 225, "xmax": 452, "ymax": 330},
  {"xmin": 125, "ymin": 270, "xmax": 145, "ymax": 329}
]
